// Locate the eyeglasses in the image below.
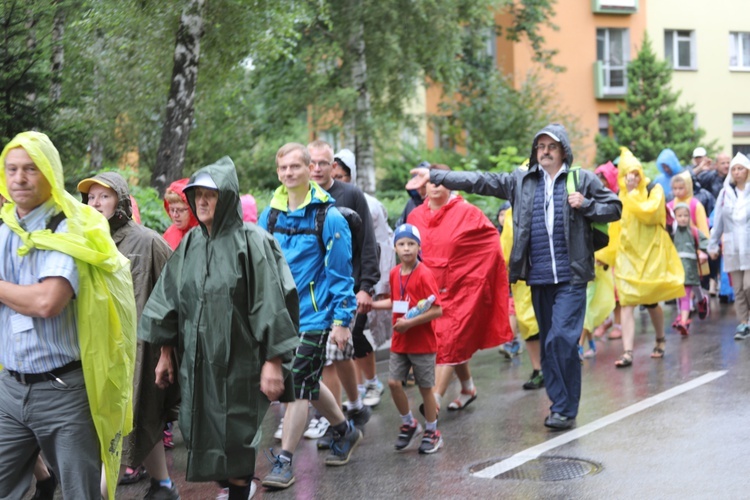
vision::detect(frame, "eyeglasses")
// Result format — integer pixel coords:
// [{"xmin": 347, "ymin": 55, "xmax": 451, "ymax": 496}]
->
[
  {"xmin": 535, "ymin": 143, "xmax": 560, "ymax": 152},
  {"xmin": 312, "ymin": 160, "xmax": 332, "ymax": 168},
  {"xmin": 169, "ymin": 207, "xmax": 189, "ymax": 215}
]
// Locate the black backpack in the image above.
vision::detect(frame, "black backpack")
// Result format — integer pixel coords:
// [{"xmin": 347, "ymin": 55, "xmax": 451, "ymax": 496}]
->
[{"xmin": 266, "ymin": 204, "xmax": 362, "ymax": 255}]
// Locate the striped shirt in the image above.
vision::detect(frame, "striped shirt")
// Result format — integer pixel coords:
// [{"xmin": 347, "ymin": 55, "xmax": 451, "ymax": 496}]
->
[{"xmin": 0, "ymin": 198, "xmax": 79, "ymax": 373}]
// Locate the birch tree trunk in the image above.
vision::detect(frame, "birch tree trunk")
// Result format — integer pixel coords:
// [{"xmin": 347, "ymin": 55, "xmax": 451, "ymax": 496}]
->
[
  {"xmin": 49, "ymin": 0, "xmax": 65, "ymax": 103},
  {"xmin": 150, "ymin": 0, "xmax": 205, "ymax": 196},
  {"xmin": 347, "ymin": 9, "xmax": 375, "ymax": 194}
]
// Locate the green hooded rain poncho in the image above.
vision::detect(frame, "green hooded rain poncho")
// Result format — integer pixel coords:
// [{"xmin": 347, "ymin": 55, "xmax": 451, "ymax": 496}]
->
[
  {"xmin": 139, "ymin": 157, "xmax": 300, "ymax": 481},
  {"xmin": 0, "ymin": 132, "xmax": 137, "ymax": 500}
]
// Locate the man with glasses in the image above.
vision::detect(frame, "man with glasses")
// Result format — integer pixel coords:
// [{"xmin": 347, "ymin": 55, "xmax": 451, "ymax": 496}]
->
[{"xmin": 407, "ymin": 124, "xmax": 621, "ymax": 431}]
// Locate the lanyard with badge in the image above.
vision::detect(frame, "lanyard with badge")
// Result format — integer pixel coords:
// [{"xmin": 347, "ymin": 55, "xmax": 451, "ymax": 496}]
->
[{"xmin": 393, "ymin": 263, "xmax": 418, "ymax": 314}]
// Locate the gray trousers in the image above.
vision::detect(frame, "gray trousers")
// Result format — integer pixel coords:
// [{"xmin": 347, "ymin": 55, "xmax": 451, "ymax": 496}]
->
[{"xmin": 0, "ymin": 368, "xmax": 101, "ymax": 500}]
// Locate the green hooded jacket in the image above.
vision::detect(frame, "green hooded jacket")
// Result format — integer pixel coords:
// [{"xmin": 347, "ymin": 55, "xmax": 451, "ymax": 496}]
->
[{"xmin": 139, "ymin": 157, "xmax": 299, "ymax": 481}]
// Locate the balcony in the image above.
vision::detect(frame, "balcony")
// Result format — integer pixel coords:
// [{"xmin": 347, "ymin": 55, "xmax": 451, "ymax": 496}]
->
[{"xmin": 592, "ymin": 0, "xmax": 639, "ymax": 15}]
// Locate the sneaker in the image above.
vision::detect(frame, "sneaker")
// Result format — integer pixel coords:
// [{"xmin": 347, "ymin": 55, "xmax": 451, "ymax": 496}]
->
[
  {"xmin": 522, "ymin": 371, "xmax": 544, "ymax": 390},
  {"xmin": 578, "ymin": 345, "xmax": 584, "ymax": 361},
  {"xmin": 499, "ymin": 339, "xmax": 521, "ymax": 359},
  {"xmin": 394, "ymin": 421, "xmax": 423, "ymax": 451},
  {"xmin": 734, "ymin": 324, "xmax": 750, "ymax": 340},
  {"xmin": 163, "ymin": 423, "xmax": 175, "ymax": 449},
  {"xmin": 697, "ymin": 296, "xmax": 709, "ymax": 320},
  {"xmin": 261, "ymin": 453, "xmax": 295, "ymax": 489},
  {"xmin": 317, "ymin": 426, "xmax": 334, "ymax": 449},
  {"xmin": 144, "ymin": 479, "xmax": 180, "ymax": 500},
  {"xmin": 304, "ymin": 416, "xmax": 330, "ymax": 439},
  {"xmin": 31, "ymin": 469, "xmax": 56, "ymax": 500},
  {"xmin": 216, "ymin": 483, "xmax": 256, "ymax": 500},
  {"xmin": 119, "ymin": 465, "xmax": 148, "ymax": 485},
  {"xmin": 325, "ymin": 423, "xmax": 363, "ymax": 466},
  {"xmin": 362, "ymin": 381, "xmax": 385, "ymax": 407},
  {"xmin": 347, "ymin": 405, "xmax": 371, "ymax": 429},
  {"xmin": 273, "ymin": 418, "xmax": 283, "ymax": 440},
  {"xmin": 418, "ymin": 429, "xmax": 443, "ymax": 454}
]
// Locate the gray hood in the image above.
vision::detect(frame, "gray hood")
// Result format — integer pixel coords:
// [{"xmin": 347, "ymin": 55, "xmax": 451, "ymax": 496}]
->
[{"xmin": 529, "ymin": 123, "xmax": 574, "ymax": 169}]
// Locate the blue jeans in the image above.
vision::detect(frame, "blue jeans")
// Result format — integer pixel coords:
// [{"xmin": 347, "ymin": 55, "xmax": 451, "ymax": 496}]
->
[{"xmin": 531, "ymin": 282, "xmax": 587, "ymax": 418}]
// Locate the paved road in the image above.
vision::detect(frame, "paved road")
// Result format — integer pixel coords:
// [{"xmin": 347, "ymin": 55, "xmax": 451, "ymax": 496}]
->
[{"xmin": 35, "ymin": 298, "xmax": 750, "ymax": 499}]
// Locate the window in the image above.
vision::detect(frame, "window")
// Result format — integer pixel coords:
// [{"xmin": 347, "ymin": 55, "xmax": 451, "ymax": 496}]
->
[
  {"xmin": 733, "ymin": 144, "xmax": 750, "ymax": 157},
  {"xmin": 598, "ymin": 114, "xmax": 610, "ymax": 136},
  {"xmin": 596, "ymin": 28, "xmax": 629, "ymax": 96},
  {"xmin": 733, "ymin": 114, "xmax": 750, "ymax": 137},
  {"xmin": 730, "ymin": 32, "xmax": 750, "ymax": 69},
  {"xmin": 665, "ymin": 30, "xmax": 696, "ymax": 70}
]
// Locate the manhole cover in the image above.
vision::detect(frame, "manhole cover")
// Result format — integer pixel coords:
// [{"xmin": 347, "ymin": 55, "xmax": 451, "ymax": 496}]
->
[{"xmin": 471, "ymin": 456, "xmax": 602, "ymax": 481}]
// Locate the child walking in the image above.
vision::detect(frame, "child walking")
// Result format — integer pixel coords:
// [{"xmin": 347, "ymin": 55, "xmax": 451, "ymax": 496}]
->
[
  {"xmin": 671, "ymin": 202, "xmax": 710, "ymax": 335},
  {"xmin": 373, "ymin": 224, "xmax": 444, "ymax": 454}
]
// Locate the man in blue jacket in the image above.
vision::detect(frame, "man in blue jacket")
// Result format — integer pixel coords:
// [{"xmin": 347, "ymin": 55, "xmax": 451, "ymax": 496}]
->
[
  {"xmin": 259, "ymin": 143, "xmax": 362, "ymax": 490},
  {"xmin": 407, "ymin": 124, "xmax": 621, "ymax": 430}
]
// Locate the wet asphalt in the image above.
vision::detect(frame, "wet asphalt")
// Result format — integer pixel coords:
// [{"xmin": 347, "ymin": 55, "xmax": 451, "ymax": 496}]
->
[{"xmin": 33, "ymin": 297, "xmax": 750, "ymax": 499}]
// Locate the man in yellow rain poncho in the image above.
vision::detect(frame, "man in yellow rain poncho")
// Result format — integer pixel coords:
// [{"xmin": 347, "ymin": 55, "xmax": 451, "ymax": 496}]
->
[
  {"xmin": 0, "ymin": 132, "xmax": 136, "ymax": 499},
  {"xmin": 613, "ymin": 148, "xmax": 684, "ymax": 367}
]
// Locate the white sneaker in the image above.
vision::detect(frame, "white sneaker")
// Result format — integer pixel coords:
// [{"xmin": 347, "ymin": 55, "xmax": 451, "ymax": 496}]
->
[
  {"xmin": 363, "ymin": 381, "xmax": 385, "ymax": 407},
  {"xmin": 273, "ymin": 418, "xmax": 284, "ymax": 440},
  {"xmin": 303, "ymin": 416, "xmax": 330, "ymax": 439}
]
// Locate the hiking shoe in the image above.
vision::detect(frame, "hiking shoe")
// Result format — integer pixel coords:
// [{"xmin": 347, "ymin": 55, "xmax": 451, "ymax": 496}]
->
[
  {"xmin": 523, "ymin": 371, "xmax": 544, "ymax": 390},
  {"xmin": 304, "ymin": 416, "xmax": 330, "ymax": 439},
  {"xmin": 163, "ymin": 423, "xmax": 175, "ymax": 449},
  {"xmin": 144, "ymin": 479, "xmax": 180, "ymax": 500},
  {"xmin": 215, "ymin": 482, "xmax": 256, "ymax": 500},
  {"xmin": 418, "ymin": 429, "xmax": 443, "ymax": 454},
  {"xmin": 697, "ymin": 296, "xmax": 709, "ymax": 320},
  {"xmin": 499, "ymin": 339, "xmax": 521, "ymax": 359},
  {"xmin": 31, "ymin": 469, "xmax": 56, "ymax": 500},
  {"xmin": 347, "ymin": 405, "xmax": 371, "ymax": 429},
  {"xmin": 363, "ymin": 381, "xmax": 385, "ymax": 407},
  {"xmin": 261, "ymin": 453, "xmax": 295, "ymax": 489},
  {"xmin": 273, "ymin": 418, "xmax": 283, "ymax": 440},
  {"xmin": 119, "ymin": 465, "xmax": 148, "ymax": 485},
  {"xmin": 325, "ymin": 423, "xmax": 362, "ymax": 466},
  {"xmin": 394, "ymin": 421, "xmax": 423, "ymax": 451},
  {"xmin": 734, "ymin": 324, "xmax": 750, "ymax": 340},
  {"xmin": 317, "ymin": 425, "xmax": 334, "ymax": 449}
]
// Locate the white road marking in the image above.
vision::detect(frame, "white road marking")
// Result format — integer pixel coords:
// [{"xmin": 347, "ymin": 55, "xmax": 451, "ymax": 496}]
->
[{"xmin": 471, "ymin": 370, "xmax": 728, "ymax": 479}]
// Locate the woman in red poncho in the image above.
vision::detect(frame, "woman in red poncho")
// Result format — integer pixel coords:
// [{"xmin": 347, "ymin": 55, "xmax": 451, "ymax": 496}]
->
[
  {"xmin": 163, "ymin": 178, "xmax": 199, "ymax": 250},
  {"xmin": 407, "ymin": 164, "xmax": 511, "ymax": 412}
]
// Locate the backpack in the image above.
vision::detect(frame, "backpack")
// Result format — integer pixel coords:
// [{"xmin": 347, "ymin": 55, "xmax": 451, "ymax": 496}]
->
[
  {"xmin": 266, "ymin": 204, "xmax": 362, "ymax": 255},
  {"xmin": 566, "ymin": 166, "xmax": 609, "ymax": 251}
]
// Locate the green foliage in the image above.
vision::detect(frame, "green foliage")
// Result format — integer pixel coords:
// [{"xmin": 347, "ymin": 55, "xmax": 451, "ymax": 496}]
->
[
  {"xmin": 596, "ymin": 33, "xmax": 717, "ymax": 165},
  {"xmin": 130, "ymin": 184, "xmax": 171, "ymax": 232}
]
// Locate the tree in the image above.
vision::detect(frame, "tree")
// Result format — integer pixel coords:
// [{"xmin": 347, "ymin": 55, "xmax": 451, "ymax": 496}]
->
[{"xmin": 596, "ymin": 33, "xmax": 716, "ymax": 164}]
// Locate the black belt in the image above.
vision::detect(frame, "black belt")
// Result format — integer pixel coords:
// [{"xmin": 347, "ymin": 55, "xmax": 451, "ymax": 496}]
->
[{"xmin": 6, "ymin": 360, "xmax": 82, "ymax": 385}]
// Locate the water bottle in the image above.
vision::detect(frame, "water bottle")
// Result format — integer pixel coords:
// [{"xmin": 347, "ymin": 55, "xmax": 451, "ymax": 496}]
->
[{"xmin": 405, "ymin": 295, "xmax": 436, "ymax": 319}]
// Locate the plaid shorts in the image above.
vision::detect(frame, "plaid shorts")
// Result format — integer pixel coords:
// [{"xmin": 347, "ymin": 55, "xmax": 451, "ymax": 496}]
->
[
  {"xmin": 324, "ymin": 334, "xmax": 355, "ymax": 365},
  {"xmin": 292, "ymin": 330, "xmax": 329, "ymax": 400}
]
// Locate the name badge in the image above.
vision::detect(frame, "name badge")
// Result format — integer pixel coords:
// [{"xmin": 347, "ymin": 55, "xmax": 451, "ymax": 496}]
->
[
  {"xmin": 393, "ymin": 301, "xmax": 409, "ymax": 314},
  {"xmin": 11, "ymin": 314, "xmax": 34, "ymax": 334}
]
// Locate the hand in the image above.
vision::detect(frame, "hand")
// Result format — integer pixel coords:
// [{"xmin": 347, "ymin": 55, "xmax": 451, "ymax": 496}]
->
[
  {"xmin": 698, "ymin": 250, "xmax": 708, "ymax": 264},
  {"xmin": 709, "ymin": 250, "xmax": 719, "ymax": 260},
  {"xmin": 356, "ymin": 290, "xmax": 373, "ymax": 314},
  {"xmin": 330, "ymin": 325, "xmax": 351, "ymax": 351},
  {"xmin": 155, "ymin": 346, "xmax": 175, "ymax": 389},
  {"xmin": 394, "ymin": 317, "xmax": 412, "ymax": 333},
  {"xmin": 405, "ymin": 168, "xmax": 430, "ymax": 190},
  {"xmin": 260, "ymin": 358, "xmax": 284, "ymax": 401},
  {"xmin": 567, "ymin": 192, "xmax": 584, "ymax": 209},
  {"xmin": 626, "ymin": 172, "xmax": 640, "ymax": 192}
]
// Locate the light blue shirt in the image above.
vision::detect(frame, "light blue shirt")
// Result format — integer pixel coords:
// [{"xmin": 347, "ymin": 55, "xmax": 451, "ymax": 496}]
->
[{"xmin": 0, "ymin": 198, "xmax": 79, "ymax": 373}]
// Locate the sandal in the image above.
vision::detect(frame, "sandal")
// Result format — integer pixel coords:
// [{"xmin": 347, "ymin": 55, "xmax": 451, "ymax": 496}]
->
[
  {"xmin": 119, "ymin": 465, "xmax": 148, "ymax": 485},
  {"xmin": 447, "ymin": 388, "xmax": 478, "ymax": 411},
  {"xmin": 614, "ymin": 350, "xmax": 633, "ymax": 368},
  {"xmin": 651, "ymin": 337, "xmax": 666, "ymax": 358}
]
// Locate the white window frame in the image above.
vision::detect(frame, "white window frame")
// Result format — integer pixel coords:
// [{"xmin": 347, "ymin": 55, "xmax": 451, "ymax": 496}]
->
[
  {"xmin": 665, "ymin": 30, "xmax": 697, "ymax": 70},
  {"xmin": 729, "ymin": 32, "xmax": 750, "ymax": 70},
  {"xmin": 597, "ymin": 28, "xmax": 629, "ymax": 96}
]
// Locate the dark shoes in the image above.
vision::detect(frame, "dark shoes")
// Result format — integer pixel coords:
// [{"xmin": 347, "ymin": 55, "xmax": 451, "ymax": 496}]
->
[
  {"xmin": 544, "ymin": 412, "xmax": 576, "ymax": 431},
  {"xmin": 32, "ymin": 469, "xmax": 57, "ymax": 500},
  {"xmin": 523, "ymin": 371, "xmax": 544, "ymax": 390},
  {"xmin": 347, "ymin": 405, "xmax": 372, "ymax": 429},
  {"xmin": 144, "ymin": 479, "xmax": 180, "ymax": 500}
]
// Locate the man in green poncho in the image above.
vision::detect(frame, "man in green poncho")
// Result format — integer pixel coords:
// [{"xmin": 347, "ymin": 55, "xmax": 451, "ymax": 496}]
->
[
  {"xmin": 0, "ymin": 132, "xmax": 137, "ymax": 499},
  {"xmin": 140, "ymin": 157, "xmax": 300, "ymax": 499}
]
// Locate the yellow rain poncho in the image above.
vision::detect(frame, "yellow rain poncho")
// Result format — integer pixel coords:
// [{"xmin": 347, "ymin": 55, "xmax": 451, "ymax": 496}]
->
[
  {"xmin": 500, "ymin": 208, "xmax": 539, "ymax": 339},
  {"xmin": 614, "ymin": 147, "xmax": 684, "ymax": 306},
  {"xmin": 0, "ymin": 132, "xmax": 136, "ymax": 500}
]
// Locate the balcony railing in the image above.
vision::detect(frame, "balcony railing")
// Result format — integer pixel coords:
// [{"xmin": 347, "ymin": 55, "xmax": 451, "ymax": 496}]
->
[{"xmin": 594, "ymin": 61, "xmax": 627, "ymax": 100}]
